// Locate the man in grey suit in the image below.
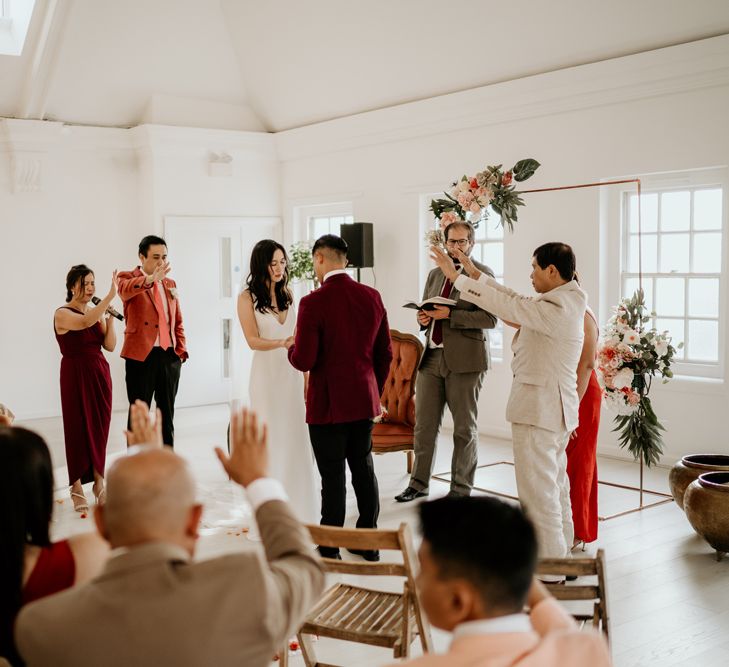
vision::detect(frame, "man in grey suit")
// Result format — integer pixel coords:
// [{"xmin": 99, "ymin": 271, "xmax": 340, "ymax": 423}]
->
[
  {"xmin": 16, "ymin": 407, "xmax": 325, "ymax": 667},
  {"xmin": 431, "ymin": 242, "xmax": 586, "ymax": 564},
  {"xmin": 396, "ymin": 221, "xmax": 497, "ymax": 502}
]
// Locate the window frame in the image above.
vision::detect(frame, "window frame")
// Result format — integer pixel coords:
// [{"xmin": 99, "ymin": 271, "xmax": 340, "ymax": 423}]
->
[{"xmin": 618, "ymin": 169, "xmax": 728, "ymax": 380}]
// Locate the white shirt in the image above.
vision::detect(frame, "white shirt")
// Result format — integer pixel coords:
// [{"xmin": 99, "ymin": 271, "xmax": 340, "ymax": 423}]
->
[
  {"xmin": 452, "ymin": 613, "xmax": 532, "ymax": 640},
  {"xmin": 323, "ymin": 269, "xmax": 349, "ymax": 282},
  {"xmin": 245, "ymin": 477, "xmax": 289, "ymax": 510}
]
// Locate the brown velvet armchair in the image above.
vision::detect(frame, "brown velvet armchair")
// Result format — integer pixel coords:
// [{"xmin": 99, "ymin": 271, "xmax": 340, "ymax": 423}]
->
[{"xmin": 372, "ymin": 329, "xmax": 424, "ymax": 473}]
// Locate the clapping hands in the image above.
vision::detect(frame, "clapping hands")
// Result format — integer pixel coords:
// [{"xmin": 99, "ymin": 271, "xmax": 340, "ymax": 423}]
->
[{"xmin": 215, "ymin": 408, "xmax": 269, "ymax": 488}]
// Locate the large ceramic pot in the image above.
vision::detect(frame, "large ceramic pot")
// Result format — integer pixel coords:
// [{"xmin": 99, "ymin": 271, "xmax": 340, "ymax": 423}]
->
[
  {"xmin": 684, "ymin": 472, "xmax": 729, "ymax": 561},
  {"xmin": 668, "ymin": 455, "xmax": 729, "ymax": 510}
]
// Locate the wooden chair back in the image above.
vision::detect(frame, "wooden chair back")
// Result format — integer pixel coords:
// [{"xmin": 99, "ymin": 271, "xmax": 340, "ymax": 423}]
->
[
  {"xmin": 536, "ymin": 549, "xmax": 610, "ymax": 644},
  {"xmin": 296, "ymin": 523, "xmax": 433, "ymax": 665}
]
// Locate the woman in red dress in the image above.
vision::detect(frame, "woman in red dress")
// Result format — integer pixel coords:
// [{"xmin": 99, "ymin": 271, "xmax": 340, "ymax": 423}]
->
[
  {"xmin": 54, "ymin": 265, "xmax": 118, "ymax": 514},
  {"xmin": 566, "ymin": 307, "xmax": 601, "ymax": 548},
  {"xmin": 0, "ymin": 426, "xmax": 108, "ymax": 665}
]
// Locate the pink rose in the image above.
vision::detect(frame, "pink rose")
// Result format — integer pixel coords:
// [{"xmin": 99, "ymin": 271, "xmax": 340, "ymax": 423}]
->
[
  {"xmin": 457, "ymin": 191, "xmax": 474, "ymax": 208},
  {"xmin": 469, "ymin": 201, "xmax": 482, "ymax": 214},
  {"xmin": 627, "ymin": 390, "xmax": 641, "ymax": 406}
]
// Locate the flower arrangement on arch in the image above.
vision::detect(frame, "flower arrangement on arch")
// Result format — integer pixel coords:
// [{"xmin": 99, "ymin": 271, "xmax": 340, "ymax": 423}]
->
[
  {"xmin": 429, "ymin": 159, "xmax": 540, "ymax": 233},
  {"xmin": 598, "ymin": 289, "xmax": 681, "ymax": 466}
]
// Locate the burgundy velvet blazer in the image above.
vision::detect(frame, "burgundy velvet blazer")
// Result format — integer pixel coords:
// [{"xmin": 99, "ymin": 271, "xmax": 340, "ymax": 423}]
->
[{"xmin": 288, "ymin": 273, "xmax": 392, "ymax": 425}]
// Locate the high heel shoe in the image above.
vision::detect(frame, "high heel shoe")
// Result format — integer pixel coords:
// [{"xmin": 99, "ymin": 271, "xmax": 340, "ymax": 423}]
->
[
  {"xmin": 571, "ymin": 539, "xmax": 586, "ymax": 552},
  {"xmin": 70, "ymin": 488, "xmax": 89, "ymax": 515},
  {"xmin": 92, "ymin": 482, "xmax": 106, "ymax": 506}
]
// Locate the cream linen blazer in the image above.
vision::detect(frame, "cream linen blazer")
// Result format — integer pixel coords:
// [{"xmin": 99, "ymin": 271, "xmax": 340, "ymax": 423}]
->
[{"xmin": 455, "ymin": 274, "xmax": 586, "ymax": 432}]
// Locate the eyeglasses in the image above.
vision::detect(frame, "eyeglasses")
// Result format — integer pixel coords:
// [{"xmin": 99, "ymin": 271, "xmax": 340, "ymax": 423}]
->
[{"xmin": 445, "ymin": 239, "xmax": 470, "ymax": 248}]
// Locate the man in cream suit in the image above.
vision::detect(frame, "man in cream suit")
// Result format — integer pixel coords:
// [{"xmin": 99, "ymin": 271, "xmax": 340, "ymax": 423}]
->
[
  {"xmin": 16, "ymin": 407, "xmax": 325, "ymax": 667},
  {"xmin": 388, "ymin": 496, "xmax": 611, "ymax": 667},
  {"xmin": 432, "ymin": 242, "xmax": 586, "ymax": 561}
]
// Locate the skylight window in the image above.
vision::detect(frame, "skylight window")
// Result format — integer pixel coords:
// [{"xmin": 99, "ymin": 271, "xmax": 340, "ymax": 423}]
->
[{"xmin": 0, "ymin": 0, "xmax": 37, "ymax": 56}]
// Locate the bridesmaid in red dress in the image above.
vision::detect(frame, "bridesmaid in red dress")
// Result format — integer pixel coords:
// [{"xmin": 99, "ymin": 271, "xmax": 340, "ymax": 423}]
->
[
  {"xmin": 54, "ymin": 265, "xmax": 118, "ymax": 514},
  {"xmin": 566, "ymin": 307, "xmax": 601, "ymax": 549}
]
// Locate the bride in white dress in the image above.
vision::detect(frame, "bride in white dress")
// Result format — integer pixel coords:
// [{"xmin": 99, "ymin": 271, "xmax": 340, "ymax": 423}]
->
[{"xmin": 237, "ymin": 239, "xmax": 319, "ymax": 523}]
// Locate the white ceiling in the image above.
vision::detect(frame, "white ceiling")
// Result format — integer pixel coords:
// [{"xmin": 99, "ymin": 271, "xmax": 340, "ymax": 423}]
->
[{"xmin": 2, "ymin": 0, "xmax": 729, "ymax": 132}]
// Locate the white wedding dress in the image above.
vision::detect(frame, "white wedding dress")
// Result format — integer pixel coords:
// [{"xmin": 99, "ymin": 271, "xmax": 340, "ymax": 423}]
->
[{"xmin": 248, "ymin": 303, "xmax": 319, "ymax": 524}]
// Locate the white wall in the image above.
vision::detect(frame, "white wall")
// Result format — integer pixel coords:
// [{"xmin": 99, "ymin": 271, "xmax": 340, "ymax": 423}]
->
[
  {"xmin": 0, "ymin": 120, "xmax": 280, "ymax": 423},
  {"xmin": 275, "ymin": 36, "xmax": 729, "ymax": 464}
]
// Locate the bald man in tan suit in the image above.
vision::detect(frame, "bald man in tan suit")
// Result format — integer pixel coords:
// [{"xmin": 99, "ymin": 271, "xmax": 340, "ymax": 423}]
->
[{"xmin": 16, "ymin": 406, "xmax": 325, "ymax": 667}]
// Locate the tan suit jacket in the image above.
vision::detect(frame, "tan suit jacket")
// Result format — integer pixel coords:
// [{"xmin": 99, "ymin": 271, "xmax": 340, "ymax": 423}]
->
[
  {"xmin": 455, "ymin": 275, "xmax": 586, "ymax": 432},
  {"xmin": 16, "ymin": 500, "xmax": 324, "ymax": 667},
  {"xmin": 388, "ymin": 598, "xmax": 611, "ymax": 667}
]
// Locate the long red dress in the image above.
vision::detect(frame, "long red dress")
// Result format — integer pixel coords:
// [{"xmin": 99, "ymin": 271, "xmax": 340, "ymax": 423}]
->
[
  {"xmin": 55, "ymin": 307, "xmax": 112, "ymax": 485},
  {"xmin": 566, "ymin": 319, "xmax": 601, "ymax": 543}
]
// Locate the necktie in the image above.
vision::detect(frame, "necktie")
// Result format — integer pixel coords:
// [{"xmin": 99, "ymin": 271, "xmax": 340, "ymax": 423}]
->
[
  {"xmin": 153, "ymin": 282, "xmax": 172, "ymax": 350},
  {"xmin": 431, "ymin": 276, "xmax": 453, "ymax": 346}
]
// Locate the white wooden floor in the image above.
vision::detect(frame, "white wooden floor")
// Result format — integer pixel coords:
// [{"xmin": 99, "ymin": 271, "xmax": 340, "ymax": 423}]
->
[{"xmin": 22, "ymin": 404, "xmax": 729, "ymax": 667}]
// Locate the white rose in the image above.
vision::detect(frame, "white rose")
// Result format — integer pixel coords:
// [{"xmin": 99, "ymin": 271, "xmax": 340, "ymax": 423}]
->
[
  {"xmin": 612, "ymin": 367, "xmax": 634, "ymax": 390},
  {"xmin": 654, "ymin": 340, "xmax": 669, "ymax": 357},
  {"xmin": 623, "ymin": 329, "xmax": 640, "ymax": 345}
]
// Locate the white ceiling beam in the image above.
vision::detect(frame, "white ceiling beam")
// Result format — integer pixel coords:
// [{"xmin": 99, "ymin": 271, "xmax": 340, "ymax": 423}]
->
[{"xmin": 16, "ymin": 0, "xmax": 72, "ymax": 120}]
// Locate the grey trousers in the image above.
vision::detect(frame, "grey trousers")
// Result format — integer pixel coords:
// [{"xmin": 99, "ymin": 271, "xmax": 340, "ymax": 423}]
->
[{"xmin": 409, "ymin": 348, "xmax": 484, "ymax": 494}]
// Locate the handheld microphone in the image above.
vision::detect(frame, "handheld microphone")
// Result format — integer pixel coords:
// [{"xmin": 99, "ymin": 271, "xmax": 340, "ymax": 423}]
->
[{"xmin": 91, "ymin": 296, "xmax": 124, "ymax": 321}]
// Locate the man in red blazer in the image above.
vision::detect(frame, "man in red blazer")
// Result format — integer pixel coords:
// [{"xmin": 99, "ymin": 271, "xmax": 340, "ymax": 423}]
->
[
  {"xmin": 118, "ymin": 235, "xmax": 188, "ymax": 448},
  {"xmin": 288, "ymin": 235, "xmax": 392, "ymax": 560}
]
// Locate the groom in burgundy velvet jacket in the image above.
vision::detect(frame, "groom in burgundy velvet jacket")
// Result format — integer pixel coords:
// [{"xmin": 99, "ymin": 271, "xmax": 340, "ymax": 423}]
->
[{"xmin": 288, "ymin": 234, "xmax": 392, "ymax": 560}]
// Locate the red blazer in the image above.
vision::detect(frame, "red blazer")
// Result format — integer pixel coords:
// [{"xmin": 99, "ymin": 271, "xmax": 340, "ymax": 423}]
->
[
  {"xmin": 289, "ymin": 273, "xmax": 392, "ymax": 425},
  {"xmin": 117, "ymin": 268, "xmax": 188, "ymax": 362}
]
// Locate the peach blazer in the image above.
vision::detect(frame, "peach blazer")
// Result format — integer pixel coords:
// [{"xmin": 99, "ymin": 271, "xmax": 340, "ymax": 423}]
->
[
  {"xmin": 389, "ymin": 599, "xmax": 611, "ymax": 667},
  {"xmin": 117, "ymin": 268, "xmax": 188, "ymax": 362}
]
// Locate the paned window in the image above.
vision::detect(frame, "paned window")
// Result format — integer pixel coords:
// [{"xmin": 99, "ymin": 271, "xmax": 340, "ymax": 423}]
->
[{"xmin": 621, "ymin": 182, "xmax": 725, "ymax": 378}]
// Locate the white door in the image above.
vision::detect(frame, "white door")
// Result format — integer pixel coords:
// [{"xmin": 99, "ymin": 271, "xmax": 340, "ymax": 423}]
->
[{"xmin": 164, "ymin": 216, "xmax": 282, "ymax": 408}]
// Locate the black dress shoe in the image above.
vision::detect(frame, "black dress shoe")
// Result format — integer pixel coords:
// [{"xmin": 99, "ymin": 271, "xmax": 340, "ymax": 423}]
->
[
  {"xmin": 316, "ymin": 546, "xmax": 342, "ymax": 560},
  {"xmin": 394, "ymin": 487, "xmax": 428, "ymax": 503},
  {"xmin": 347, "ymin": 548, "xmax": 380, "ymax": 562}
]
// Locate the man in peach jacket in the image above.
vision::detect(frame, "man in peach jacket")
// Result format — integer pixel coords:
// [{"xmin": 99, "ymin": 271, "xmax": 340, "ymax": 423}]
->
[
  {"xmin": 118, "ymin": 235, "xmax": 187, "ymax": 448},
  {"xmin": 389, "ymin": 496, "xmax": 612, "ymax": 667}
]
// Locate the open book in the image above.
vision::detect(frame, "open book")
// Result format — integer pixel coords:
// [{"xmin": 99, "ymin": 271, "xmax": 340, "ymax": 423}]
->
[{"xmin": 403, "ymin": 296, "xmax": 457, "ymax": 311}]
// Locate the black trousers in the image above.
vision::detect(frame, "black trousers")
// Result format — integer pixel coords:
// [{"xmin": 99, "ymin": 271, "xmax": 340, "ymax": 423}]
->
[
  {"xmin": 308, "ymin": 419, "xmax": 379, "ymax": 554},
  {"xmin": 125, "ymin": 348, "xmax": 181, "ymax": 448}
]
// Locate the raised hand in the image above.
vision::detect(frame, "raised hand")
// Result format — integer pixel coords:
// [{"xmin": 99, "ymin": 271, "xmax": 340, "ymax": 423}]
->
[
  {"xmin": 108, "ymin": 270, "xmax": 119, "ymax": 298},
  {"xmin": 124, "ymin": 400, "xmax": 164, "ymax": 447},
  {"xmin": 452, "ymin": 248, "xmax": 482, "ymax": 280},
  {"xmin": 215, "ymin": 408, "xmax": 269, "ymax": 488},
  {"xmin": 429, "ymin": 245, "xmax": 459, "ymax": 283},
  {"xmin": 150, "ymin": 261, "xmax": 171, "ymax": 283}
]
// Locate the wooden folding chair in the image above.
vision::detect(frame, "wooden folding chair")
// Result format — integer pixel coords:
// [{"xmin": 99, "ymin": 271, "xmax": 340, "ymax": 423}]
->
[
  {"xmin": 297, "ymin": 523, "xmax": 433, "ymax": 666},
  {"xmin": 535, "ymin": 548, "xmax": 610, "ymax": 644}
]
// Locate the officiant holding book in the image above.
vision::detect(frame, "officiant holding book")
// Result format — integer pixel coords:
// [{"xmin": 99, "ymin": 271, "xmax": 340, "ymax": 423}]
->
[{"xmin": 396, "ymin": 221, "xmax": 497, "ymax": 502}]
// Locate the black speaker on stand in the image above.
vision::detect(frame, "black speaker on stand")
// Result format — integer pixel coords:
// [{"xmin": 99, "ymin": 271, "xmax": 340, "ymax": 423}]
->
[{"xmin": 340, "ymin": 222, "xmax": 373, "ymax": 282}]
